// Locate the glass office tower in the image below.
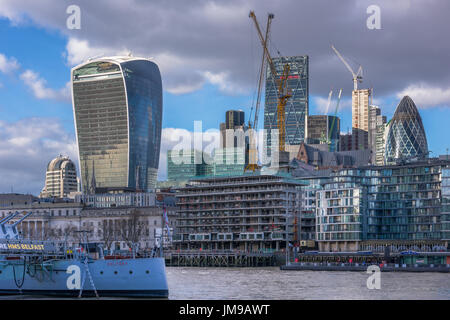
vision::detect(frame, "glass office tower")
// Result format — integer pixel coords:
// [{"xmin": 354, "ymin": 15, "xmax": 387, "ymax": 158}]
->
[
  {"xmin": 385, "ymin": 96, "xmax": 428, "ymax": 164},
  {"xmin": 264, "ymin": 55, "xmax": 309, "ymax": 152},
  {"xmin": 71, "ymin": 56, "xmax": 162, "ymax": 192}
]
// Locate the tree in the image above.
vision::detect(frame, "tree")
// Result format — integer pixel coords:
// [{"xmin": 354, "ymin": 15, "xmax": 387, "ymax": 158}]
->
[
  {"xmin": 119, "ymin": 209, "xmax": 146, "ymax": 250},
  {"xmin": 100, "ymin": 219, "xmax": 117, "ymax": 251}
]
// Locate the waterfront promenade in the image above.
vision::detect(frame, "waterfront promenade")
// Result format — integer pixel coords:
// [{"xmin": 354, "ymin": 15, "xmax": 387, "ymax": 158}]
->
[
  {"xmin": 281, "ymin": 262, "xmax": 450, "ymax": 273},
  {"xmin": 163, "ymin": 249, "xmax": 450, "ymax": 272}
]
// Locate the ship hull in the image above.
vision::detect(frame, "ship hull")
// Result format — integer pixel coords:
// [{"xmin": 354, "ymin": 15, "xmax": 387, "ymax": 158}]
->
[{"xmin": 0, "ymin": 257, "xmax": 168, "ymax": 298}]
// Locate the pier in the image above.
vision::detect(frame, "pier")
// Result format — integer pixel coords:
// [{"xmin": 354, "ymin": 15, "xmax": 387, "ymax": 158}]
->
[{"xmin": 165, "ymin": 250, "xmax": 281, "ymax": 267}]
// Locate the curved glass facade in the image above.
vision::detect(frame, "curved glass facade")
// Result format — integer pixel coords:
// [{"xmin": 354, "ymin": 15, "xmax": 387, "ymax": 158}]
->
[
  {"xmin": 385, "ymin": 96, "xmax": 428, "ymax": 164},
  {"xmin": 72, "ymin": 57, "xmax": 162, "ymax": 192}
]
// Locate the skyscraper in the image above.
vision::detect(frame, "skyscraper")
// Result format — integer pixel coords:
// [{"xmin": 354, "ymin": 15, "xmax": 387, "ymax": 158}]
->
[
  {"xmin": 351, "ymin": 89, "xmax": 371, "ymax": 150},
  {"xmin": 369, "ymin": 105, "xmax": 386, "ymax": 164},
  {"xmin": 375, "ymin": 121, "xmax": 388, "ymax": 166},
  {"xmin": 264, "ymin": 55, "xmax": 308, "ymax": 158},
  {"xmin": 306, "ymin": 115, "xmax": 340, "ymax": 151},
  {"xmin": 40, "ymin": 155, "xmax": 78, "ymax": 198},
  {"xmin": 71, "ymin": 56, "xmax": 162, "ymax": 193},
  {"xmin": 385, "ymin": 96, "xmax": 428, "ymax": 164},
  {"xmin": 220, "ymin": 110, "xmax": 245, "ymax": 148}
]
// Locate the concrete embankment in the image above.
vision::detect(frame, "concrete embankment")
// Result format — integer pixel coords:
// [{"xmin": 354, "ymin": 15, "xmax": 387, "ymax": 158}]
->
[{"xmin": 281, "ymin": 263, "xmax": 450, "ymax": 273}]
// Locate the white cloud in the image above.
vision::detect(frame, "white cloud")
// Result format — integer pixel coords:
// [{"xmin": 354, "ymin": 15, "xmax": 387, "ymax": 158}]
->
[
  {"xmin": 64, "ymin": 40, "xmax": 246, "ymax": 96},
  {"xmin": 64, "ymin": 37, "xmax": 130, "ymax": 67},
  {"xmin": 165, "ymin": 82, "xmax": 205, "ymax": 95},
  {"xmin": 203, "ymin": 71, "xmax": 246, "ymax": 95},
  {"xmin": 20, "ymin": 69, "xmax": 70, "ymax": 101},
  {"xmin": 0, "ymin": 118, "xmax": 77, "ymax": 194},
  {"xmin": 0, "ymin": 53, "xmax": 19, "ymax": 73},
  {"xmin": 397, "ymin": 84, "xmax": 450, "ymax": 108}
]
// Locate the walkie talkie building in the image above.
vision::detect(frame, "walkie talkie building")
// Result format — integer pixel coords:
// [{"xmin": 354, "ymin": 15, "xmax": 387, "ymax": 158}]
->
[{"xmin": 71, "ymin": 56, "xmax": 162, "ymax": 193}]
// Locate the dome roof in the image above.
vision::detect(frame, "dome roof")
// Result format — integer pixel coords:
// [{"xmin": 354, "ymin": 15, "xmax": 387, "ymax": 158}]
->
[
  {"xmin": 385, "ymin": 96, "xmax": 428, "ymax": 163},
  {"xmin": 47, "ymin": 155, "xmax": 76, "ymax": 172}
]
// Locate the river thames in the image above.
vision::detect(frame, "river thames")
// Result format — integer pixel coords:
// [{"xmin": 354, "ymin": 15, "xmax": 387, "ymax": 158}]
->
[
  {"xmin": 167, "ymin": 267, "xmax": 450, "ymax": 300},
  {"xmin": 0, "ymin": 267, "xmax": 448, "ymax": 300}
]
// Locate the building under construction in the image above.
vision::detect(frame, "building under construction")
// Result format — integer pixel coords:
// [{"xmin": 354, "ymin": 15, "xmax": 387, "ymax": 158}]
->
[{"xmin": 173, "ymin": 174, "xmax": 307, "ymax": 251}]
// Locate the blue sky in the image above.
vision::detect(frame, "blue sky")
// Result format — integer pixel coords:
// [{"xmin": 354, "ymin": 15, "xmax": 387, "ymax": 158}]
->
[{"xmin": 0, "ymin": 0, "xmax": 449, "ymax": 195}]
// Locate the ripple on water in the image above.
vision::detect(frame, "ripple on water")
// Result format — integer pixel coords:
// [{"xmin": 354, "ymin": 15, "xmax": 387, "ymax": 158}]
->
[{"xmin": 167, "ymin": 267, "xmax": 450, "ymax": 300}]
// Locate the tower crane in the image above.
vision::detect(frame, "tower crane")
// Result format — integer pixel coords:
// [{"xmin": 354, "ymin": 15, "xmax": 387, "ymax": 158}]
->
[
  {"xmin": 331, "ymin": 45, "xmax": 363, "ymax": 91},
  {"xmin": 249, "ymin": 11, "xmax": 291, "ymax": 153},
  {"xmin": 245, "ymin": 13, "xmax": 273, "ymax": 172},
  {"xmin": 319, "ymin": 89, "xmax": 334, "ymax": 144},
  {"xmin": 324, "ymin": 88, "xmax": 333, "ymax": 115}
]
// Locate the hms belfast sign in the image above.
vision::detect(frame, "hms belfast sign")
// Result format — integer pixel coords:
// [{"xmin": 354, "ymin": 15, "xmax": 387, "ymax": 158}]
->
[{"xmin": 0, "ymin": 241, "xmax": 56, "ymax": 252}]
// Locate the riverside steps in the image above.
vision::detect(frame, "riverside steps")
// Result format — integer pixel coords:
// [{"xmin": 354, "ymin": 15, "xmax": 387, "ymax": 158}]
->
[{"xmin": 165, "ymin": 250, "xmax": 283, "ymax": 267}]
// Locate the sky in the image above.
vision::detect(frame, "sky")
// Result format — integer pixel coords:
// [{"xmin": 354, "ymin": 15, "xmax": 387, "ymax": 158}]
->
[{"xmin": 0, "ymin": 0, "xmax": 449, "ymax": 195}]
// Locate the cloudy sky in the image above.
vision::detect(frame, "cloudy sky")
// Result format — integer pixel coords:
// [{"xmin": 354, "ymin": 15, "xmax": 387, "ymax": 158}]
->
[{"xmin": 0, "ymin": 0, "xmax": 449, "ymax": 194}]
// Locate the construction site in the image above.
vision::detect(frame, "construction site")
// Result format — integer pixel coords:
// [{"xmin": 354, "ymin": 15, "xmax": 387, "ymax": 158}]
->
[{"xmin": 172, "ymin": 174, "xmax": 307, "ymax": 252}]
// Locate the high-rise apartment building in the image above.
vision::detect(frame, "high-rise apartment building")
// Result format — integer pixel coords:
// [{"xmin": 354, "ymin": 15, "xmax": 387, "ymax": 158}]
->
[
  {"xmin": 351, "ymin": 89, "xmax": 371, "ymax": 150},
  {"xmin": 315, "ymin": 158, "xmax": 450, "ymax": 252},
  {"xmin": 71, "ymin": 56, "xmax": 162, "ymax": 193},
  {"xmin": 40, "ymin": 155, "xmax": 78, "ymax": 198},
  {"xmin": 264, "ymin": 56, "xmax": 309, "ymax": 158}
]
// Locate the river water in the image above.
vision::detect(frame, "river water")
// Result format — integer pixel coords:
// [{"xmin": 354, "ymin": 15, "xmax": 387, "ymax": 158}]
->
[
  {"xmin": 0, "ymin": 267, "xmax": 448, "ymax": 300},
  {"xmin": 166, "ymin": 267, "xmax": 450, "ymax": 300}
]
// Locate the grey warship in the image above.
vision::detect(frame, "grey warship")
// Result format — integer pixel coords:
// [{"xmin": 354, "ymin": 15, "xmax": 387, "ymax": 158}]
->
[{"xmin": 0, "ymin": 211, "xmax": 169, "ymax": 298}]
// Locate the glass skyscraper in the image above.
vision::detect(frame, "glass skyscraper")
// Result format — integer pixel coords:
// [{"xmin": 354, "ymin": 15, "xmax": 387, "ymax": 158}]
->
[
  {"xmin": 71, "ymin": 56, "xmax": 162, "ymax": 192},
  {"xmin": 385, "ymin": 96, "xmax": 428, "ymax": 164},
  {"xmin": 264, "ymin": 55, "xmax": 309, "ymax": 153}
]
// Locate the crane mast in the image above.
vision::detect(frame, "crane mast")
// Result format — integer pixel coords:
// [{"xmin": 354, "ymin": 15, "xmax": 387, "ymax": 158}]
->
[
  {"xmin": 245, "ymin": 13, "xmax": 273, "ymax": 172},
  {"xmin": 249, "ymin": 11, "xmax": 291, "ymax": 153}
]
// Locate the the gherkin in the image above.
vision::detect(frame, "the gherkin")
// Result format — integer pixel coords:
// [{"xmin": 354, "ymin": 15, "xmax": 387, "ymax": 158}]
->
[{"xmin": 385, "ymin": 96, "xmax": 428, "ymax": 164}]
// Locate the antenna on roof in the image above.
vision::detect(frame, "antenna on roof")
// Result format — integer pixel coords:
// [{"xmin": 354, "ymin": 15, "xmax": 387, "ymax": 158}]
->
[{"xmin": 87, "ymin": 53, "xmax": 105, "ymax": 61}]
